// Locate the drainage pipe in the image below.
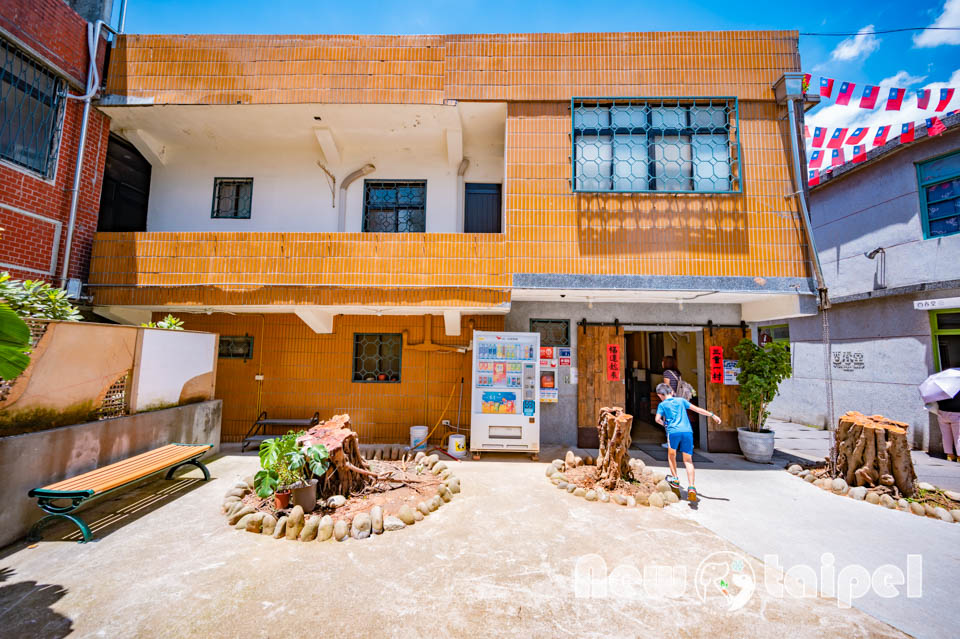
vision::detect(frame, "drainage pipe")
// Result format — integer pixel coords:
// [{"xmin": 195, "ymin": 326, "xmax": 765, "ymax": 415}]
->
[{"xmin": 337, "ymin": 164, "xmax": 375, "ymax": 231}]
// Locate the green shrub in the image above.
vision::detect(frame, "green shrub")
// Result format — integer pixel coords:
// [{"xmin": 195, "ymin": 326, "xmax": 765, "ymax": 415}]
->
[
  {"xmin": 0, "ymin": 273, "xmax": 81, "ymax": 321},
  {"xmin": 734, "ymin": 339, "xmax": 792, "ymax": 432},
  {"xmin": 141, "ymin": 314, "xmax": 184, "ymax": 330}
]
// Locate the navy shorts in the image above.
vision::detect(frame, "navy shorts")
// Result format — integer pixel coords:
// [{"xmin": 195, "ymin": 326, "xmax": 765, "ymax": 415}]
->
[{"xmin": 667, "ymin": 431, "xmax": 694, "ymax": 456}]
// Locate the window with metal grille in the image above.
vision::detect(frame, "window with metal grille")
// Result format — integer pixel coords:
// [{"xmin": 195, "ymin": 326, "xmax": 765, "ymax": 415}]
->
[
  {"xmin": 218, "ymin": 335, "xmax": 254, "ymax": 360},
  {"xmin": 917, "ymin": 149, "xmax": 960, "ymax": 239},
  {"xmin": 353, "ymin": 333, "xmax": 402, "ymax": 382},
  {"xmin": 0, "ymin": 38, "xmax": 66, "ymax": 177},
  {"xmin": 530, "ymin": 319, "xmax": 570, "ymax": 347},
  {"xmin": 363, "ymin": 180, "xmax": 426, "ymax": 232},
  {"xmin": 211, "ymin": 178, "xmax": 253, "ymax": 219},
  {"xmin": 571, "ymin": 98, "xmax": 741, "ymax": 194},
  {"xmin": 98, "ymin": 371, "xmax": 130, "ymax": 420}
]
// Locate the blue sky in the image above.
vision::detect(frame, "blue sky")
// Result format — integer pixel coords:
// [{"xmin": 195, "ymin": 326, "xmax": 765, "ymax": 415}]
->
[{"xmin": 116, "ymin": 0, "xmax": 960, "ymax": 148}]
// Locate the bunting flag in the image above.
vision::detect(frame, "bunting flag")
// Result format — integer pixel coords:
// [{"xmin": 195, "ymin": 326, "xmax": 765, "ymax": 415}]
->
[
  {"xmin": 809, "ymin": 149, "xmax": 825, "ymax": 169},
  {"xmin": 820, "ymin": 77, "xmax": 835, "ymax": 98},
  {"xmin": 917, "ymin": 89, "xmax": 931, "ymax": 109},
  {"xmin": 900, "ymin": 122, "xmax": 915, "ymax": 144},
  {"xmin": 852, "ymin": 144, "xmax": 867, "ymax": 163},
  {"xmin": 873, "ymin": 125, "xmax": 892, "ymax": 146},
  {"xmin": 811, "ymin": 126, "xmax": 827, "ymax": 147},
  {"xmin": 802, "ymin": 73, "xmax": 811, "ymax": 93},
  {"xmin": 885, "ymin": 88, "xmax": 905, "ymax": 111},
  {"xmin": 831, "ymin": 148, "xmax": 845, "ymax": 167},
  {"xmin": 836, "ymin": 81, "xmax": 856, "ymax": 106},
  {"xmin": 859, "ymin": 85, "xmax": 880, "ymax": 109},
  {"xmin": 827, "ymin": 127, "xmax": 848, "ymax": 149},
  {"xmin": 846, "ymin": 127, "xmax": 869, "ymax": 145},
  {"xmin": 936, "ymin": 88, "xmax": 955, "ymax": 112},
  {"xmin": 808, "ymin": 169, "xmax": 820, "ymax": 186},
  {"xmin": 927, "ymin": 116, "xmax": 946, "ymax": 137}
]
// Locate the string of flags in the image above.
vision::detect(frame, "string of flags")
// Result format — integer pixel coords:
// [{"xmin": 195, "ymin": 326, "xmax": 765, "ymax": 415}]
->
[{"xmin": 802, "ymin": 73, "xmax": 956, "ymax": 112}]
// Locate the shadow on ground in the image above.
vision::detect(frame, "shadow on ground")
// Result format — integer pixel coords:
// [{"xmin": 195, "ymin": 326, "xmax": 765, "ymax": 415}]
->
[{"xmin": 0, "ymin": 566, "xmax": 72, "ymax": 638}]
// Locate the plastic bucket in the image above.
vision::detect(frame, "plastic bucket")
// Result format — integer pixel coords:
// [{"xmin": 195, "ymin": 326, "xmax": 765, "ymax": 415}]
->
[
  {"xmin": 447, "ymin": 434, "xmax": 467, "ymax": 458},
  {"xmin": 410, "ymin": 425, "xmax": 429, "ymax": 450}
]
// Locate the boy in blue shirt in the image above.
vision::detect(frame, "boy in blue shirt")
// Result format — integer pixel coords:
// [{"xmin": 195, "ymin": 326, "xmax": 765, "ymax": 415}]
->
[{"xmin": 654, "ymin": 382, "xmax": 721, "ymax": 502}]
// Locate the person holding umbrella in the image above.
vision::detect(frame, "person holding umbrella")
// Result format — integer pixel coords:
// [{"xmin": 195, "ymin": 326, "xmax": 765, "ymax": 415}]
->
[{"xmin": 920, "ymin": 368, "xmax": 960, "ymax": 462}]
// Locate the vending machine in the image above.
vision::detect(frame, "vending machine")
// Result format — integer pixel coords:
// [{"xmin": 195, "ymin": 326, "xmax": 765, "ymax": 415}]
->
[{"xmin": 469, "ymin": 330, "xmax": 540, "ymax": 458}]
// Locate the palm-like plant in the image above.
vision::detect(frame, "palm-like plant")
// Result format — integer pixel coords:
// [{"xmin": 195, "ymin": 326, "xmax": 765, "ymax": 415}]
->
[{"xmin": 254, "ymin": 431, "xmax": 330, "ymax": 498}]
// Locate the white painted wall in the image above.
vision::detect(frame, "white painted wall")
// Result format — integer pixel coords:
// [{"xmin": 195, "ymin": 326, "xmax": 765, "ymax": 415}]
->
[{"xmin": 132, "ymin": 329, "xmax": 218, "ymax": 411}]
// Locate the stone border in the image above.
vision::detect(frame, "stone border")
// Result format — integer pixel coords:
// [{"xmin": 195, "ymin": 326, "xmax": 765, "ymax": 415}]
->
[
  {"xmin": 787, "ymin": 464, "xmax": 960, "ymax": 524},
  {"xmin": 545, "ymin": 450, "xmax": 683, "ymax": 509},
  {"xmin": 221, "ymin": 452, "xmax": 461, "ymax": 541}
]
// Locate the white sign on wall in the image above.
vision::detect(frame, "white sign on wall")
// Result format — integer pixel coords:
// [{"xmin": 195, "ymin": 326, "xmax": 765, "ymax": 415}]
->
[{"xmin": 914, "ymin": 297, "xmax": 960, "ymax": 310}]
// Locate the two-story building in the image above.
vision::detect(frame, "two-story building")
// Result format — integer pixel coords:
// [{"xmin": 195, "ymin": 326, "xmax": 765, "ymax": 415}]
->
[
  {"xmin": 767, "ymin": 113, "xmax": 960, "ymax": 453},
  {"xmin": 87, "ymin": 31, "xmax": 819, "ymax": 452}
]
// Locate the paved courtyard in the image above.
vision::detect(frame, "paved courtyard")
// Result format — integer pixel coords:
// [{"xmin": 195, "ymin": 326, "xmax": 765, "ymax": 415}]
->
[{"xmin": 1, "ymin": 445, "xmax": 946, "ymax": 638}]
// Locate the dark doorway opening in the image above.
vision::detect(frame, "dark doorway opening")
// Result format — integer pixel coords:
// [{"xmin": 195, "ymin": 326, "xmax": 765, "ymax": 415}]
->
[
  {"xmin": 464, "ymin": 183, "xmax": 502, "ymax": 233},
  {"xmin": 97, "ymin": 134, "xmax": 151, "ymax": 232}
]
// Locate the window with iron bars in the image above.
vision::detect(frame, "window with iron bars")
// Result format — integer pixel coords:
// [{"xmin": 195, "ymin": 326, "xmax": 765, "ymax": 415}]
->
[
  {"xmin": 363, "ymin": 180, "xmax": 427, "ymax": 232},
  {"xmin": 0, "ymin": 38, "xmax": 66, "ymax": 178},
  {"xmin": 571, "ymin": 98, "xmax": 741, "ymax": 194},
  {"xmin": 353, "ymin": 333, "xmax": 402, "ymax": 382},
  {"xmin": 530, "ymin": 319, "xmax": 570, "ymax": 347},
  {"xmin": 211, "ymin": 177, "xmax": 253, "ymax": 219}
]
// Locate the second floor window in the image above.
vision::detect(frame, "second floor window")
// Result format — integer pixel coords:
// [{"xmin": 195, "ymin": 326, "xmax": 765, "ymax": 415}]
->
[
  {"xmin": 0, "ymin": 38, "xmax": 66, "ymax": 178},
  {"xmin": 918, "ymin": 149, "xmax": 960, "ymax": 239},
  {"xmin": 572, "ymin": 98, "xmax": 740, "ymax": 194},
  {"xmin": 363, "ymin": 180, "xmax": 426, "ymax": 232},
  {"xmin": 211, "ymin": 177, "xmax": 253, "ymax": 219}
]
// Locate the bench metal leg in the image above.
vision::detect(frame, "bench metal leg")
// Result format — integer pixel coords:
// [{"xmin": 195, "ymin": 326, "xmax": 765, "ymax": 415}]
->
[
  {"xmin": 27, "ymin": 513, "xmax": 93, "ymax": 544},
  {"xmin": 165, "ymin": 458, "xmax": 210, "ymax": 481}
]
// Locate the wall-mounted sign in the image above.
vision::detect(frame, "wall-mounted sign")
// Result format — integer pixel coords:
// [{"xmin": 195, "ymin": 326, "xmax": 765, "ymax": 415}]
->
[
  {"xmin": 540, "ymin": 346, "xmax": 554, "ymax": 359},
  {"xmin": 832, "ymin": 351, "xmax": 865, "ymax": 372},
  {"xmin": 709, "ymin": 346, "xmax": 724, "ymax": 384},
  {"xmin": 723, "ymin": 359, "xmax": 740, "ymax": 385},
  {"xmin": 558, "ymin": 347, "xmax": 571, "ymax": 367},
  {"xmin": 606, "ymin": 344, "xmax": 621, "ymax": 381},
  {"xmin": 914, "ymin": 297, "xmax": 960, "ymax": 310},
  {"xmin": 540, "ymin": 388, "xmax": 558, "ymax": 403}
]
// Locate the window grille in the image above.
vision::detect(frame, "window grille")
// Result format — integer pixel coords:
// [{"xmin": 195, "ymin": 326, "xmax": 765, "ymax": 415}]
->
[
  {"xmin": 211, "ymin": 178, "xmax": 253, "ymax": 219},
  {"xmin": 218, "ymin": 335, "xmax": 254, "ymax": 360},
  {"xmin": 0, "ymin": 37, "xmax": 66, "ymax": 177},
  {"xmin": 353, "ymin": 333, "xmax": 402, "ymax": 382},
  {"xmin": 917, "ymin": 149, "xmax": 960, "ymax": 239},
  {"xmin": 98, "ymin": 371, "xmax": 131, "ymax": 420},
  {"xmin": 571, "ymin": 98, "xmax": 741, "ymax": 194},
  {"xmin": 530, "ymin": 319, "xmax": 570, "ymax": 347},
  {"xmin": 363, "ymin": 180, "xmax": 426, "ymax": 232}
]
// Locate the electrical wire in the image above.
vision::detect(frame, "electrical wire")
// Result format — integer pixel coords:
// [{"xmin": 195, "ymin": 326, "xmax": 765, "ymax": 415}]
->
[{"xmin": 800, "ymin": 27, "xmax": 960, "ymax": 36}]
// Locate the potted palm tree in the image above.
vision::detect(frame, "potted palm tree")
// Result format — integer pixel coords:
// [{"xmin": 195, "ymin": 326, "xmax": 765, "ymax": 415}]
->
[{"xmin": 734, "ymin": 338, "xmax": 792, "ymax": 463}]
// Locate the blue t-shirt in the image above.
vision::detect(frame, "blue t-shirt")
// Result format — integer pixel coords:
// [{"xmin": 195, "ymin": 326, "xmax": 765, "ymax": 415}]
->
[{"xmin": 656, "ymin": 396, "xmax": 693, "ymax": 434}]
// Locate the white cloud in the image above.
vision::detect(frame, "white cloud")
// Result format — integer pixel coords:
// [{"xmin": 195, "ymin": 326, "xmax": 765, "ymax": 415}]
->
[
  {"xmin": 830, "ymin": 25, "xmax": 881, "ymax": 61},
  {"xmin": 878, "ymin": 71, "xmax": 927, "ymax": 87},
  {"xmin": 913, "ymin": 0, "xmax": 960, "ymax": 47}
]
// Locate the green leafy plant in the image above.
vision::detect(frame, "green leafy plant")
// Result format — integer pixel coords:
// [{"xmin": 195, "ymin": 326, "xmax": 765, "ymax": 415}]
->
[
  {"xmin": 288, "ymin": 443, "xmax": 330, "ymax": 480},
  {"xmin": 734, "ymin": 338, "xmax": 792, "ymax": 433},
  {"xmin": 0, "ymin": 273, "xmax": 81, "ymax": 321},
  {"xmin": 0, "ymin": 303, "xmax": 31, "ymax": 379},
  {"xmin": 253, "ymin": 431, "xmax": 330, "ymax": 498},
  {"xmin": 141, "ymin": 314, "xmax": 184, "ymax": 330}
]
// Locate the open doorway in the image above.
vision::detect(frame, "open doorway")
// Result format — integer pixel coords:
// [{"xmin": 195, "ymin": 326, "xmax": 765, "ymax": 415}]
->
[{"xmin": 624, "ymin": 329, "xmax": 703, "ymax": 448}]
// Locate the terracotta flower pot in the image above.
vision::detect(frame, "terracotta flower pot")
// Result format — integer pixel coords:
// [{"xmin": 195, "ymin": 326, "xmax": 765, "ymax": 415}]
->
[{"xmin": 274, "ymin": 490, "xmax": 291, "ymax": 510}]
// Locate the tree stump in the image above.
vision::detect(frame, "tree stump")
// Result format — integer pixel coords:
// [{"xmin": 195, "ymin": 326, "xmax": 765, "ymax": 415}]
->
[
  {"xmin": 298, "ymin": 414, "xmax": 377, "ymax": 499},
  {"xmin": 834, "ymin": 411, "xmax": 917, "ymax": 498},
  {"xmin": 595, "ymin": 406, "xmax": 634, "ymax": 490}
]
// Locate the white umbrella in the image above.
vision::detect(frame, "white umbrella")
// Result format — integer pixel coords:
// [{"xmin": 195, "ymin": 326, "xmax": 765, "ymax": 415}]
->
[{"xmin": 919, "ymin": 368, "xmax": 960, "ymax": 403}]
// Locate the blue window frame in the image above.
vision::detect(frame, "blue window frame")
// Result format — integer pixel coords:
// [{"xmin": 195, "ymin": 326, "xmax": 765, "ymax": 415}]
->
[
  {"xmin": 571, "ymin": 97, "xmax": 742, "ymax": 194},
  {"xmin": 917, "ymin": 149, "xmax": 960, "ymax": 239}
]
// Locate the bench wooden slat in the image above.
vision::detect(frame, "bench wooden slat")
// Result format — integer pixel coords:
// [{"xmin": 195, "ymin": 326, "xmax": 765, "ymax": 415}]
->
[{"xmin": 41, "ymin": 444, "xmax": 211, "ymax": 495}]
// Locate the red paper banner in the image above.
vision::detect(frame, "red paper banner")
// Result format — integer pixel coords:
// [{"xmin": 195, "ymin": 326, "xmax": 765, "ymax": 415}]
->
[
  {"xmin": 606, "ymin": 344, "xmax": 621, "ymax": 382},
  {"xmin": 709, "ymin": 345, "xmax": 724, "ymax": 384}
]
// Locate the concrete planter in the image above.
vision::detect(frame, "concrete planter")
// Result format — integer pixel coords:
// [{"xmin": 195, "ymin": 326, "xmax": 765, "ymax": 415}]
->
[{"xmin": 737, "ymin": 427, "xmax": 775, "ymax": 463}]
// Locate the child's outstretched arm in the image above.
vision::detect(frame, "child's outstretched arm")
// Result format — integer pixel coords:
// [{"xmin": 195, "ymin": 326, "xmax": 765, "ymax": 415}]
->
[{"xmin": 689, "ymin": 404, "xmax": 721, "ymax": 424}]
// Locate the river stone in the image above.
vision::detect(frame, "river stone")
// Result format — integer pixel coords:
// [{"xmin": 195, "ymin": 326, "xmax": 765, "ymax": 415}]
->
[
  {"xmin": 574, "ymin": 456, "xmax": 583, "ymax": 467},
  {"xmin": 398, "ymin": 505, "xmax": 417, "ymax": 525},
  {"xmin": 414, "ymin": 510, "xmax": 424, "ymax": 521},
  {"xmin": 923, "ymin": 503, "xmax": 938, "ymax": 517},
  {"xmin": 430, "ymin": 495, "xmax": 443, "ymax": 510},
  {"xmin": 910, "ymin": 502, "xmax": 926, "ymax": 516},
  {"xmin": 351, "ymin": 513, "xmax": 372, "ymax": 539},
  {"xmin": 225, "ymin": 487, "xmax": 246, "ymax": 499},
  {"xmin": 945, "ymin": 490, "xmax": 960, "ymax": 502},
  {"xmin": 222, "ymin": 497, "xmax": 241, "ymax": 512},
  {"xmin": 432, "ymin": 462, "xmax": 448, "ymax": 475},
  {"xmin": 272, "ymin": 516, "xmax": 288, "ymax": 539},
  {"xmin": 383, "ymin": 516, "xmax": 406, "ymax": 532},
  {"xmin": 951, "ymin": 509, "xmax": 960, "ymax": 523},
  {"xmin": 642, "ymin": 467, "xmax": 653, "ymax": 476},
  {"xmin": 848, "ymin": 487, "xmax": 867, "ymax": 500},
  {"xmin": 584, "ymin": 489, "xmax": 598, "ymax": 501},
  {"xmin": 243, "ymin": 475, "xmax": 255, "ymax": 490},
  {"xmin": 225, "ymin": 500, "xmax": 246, "ymax": 517},
  {"xmin": 370, "ymin": 506, "xmax": 384, "ymax": 534},
  {"xmin": 327, "ymin": 495, "xmax": 346, "ymax": 509},
  {"xmin": 557, "ymin": 481, "xmax": 568, "ymax": 490},
  {"xmin": 234, "ymin": 513, "xmax": 256, "ymax": 530},
  {"xmin": 286, "ymin": 505, "xmax": 305, "ymax": 540},
  {"xmin": 414, "ymin": 451, "xmax": 426, "ymax": 463},
  {"xmin": 573, "ymin": 487, "xmax": 586, "ymax": 498},
  {"xmin": 417, "ymin": 502, "xmax": 431, "ymax": 516},
  {"xmin": 804, "ymin": 474, "xmax": 817, "ymax": 483},
  {"xmin": 334, "ymin": 519, "xmax": 349, "ymax": 541},
  {"xmin": 260, "ymin": 514, "xmax": 277, "ymax": 536},
  {"xmin": 227, "ymin": 505, "xmax": 255, "ymax": 526},
  {"xmin": 663, "ymin": 491, "xmax": 679, "ymax": 505},
  {"xmin": 439, "ymin": 487, "xmax": 453, "ymax": 502},
  {"xmin": 831, "ymin": 478, "xmax": 848, "ymax": 494},
  {"xmin": 798, "ymin": 470, "xmax": 811, "ymax": 478},
  {"xmin": 565, "ymin": 450, "xmax": 576, "ymax": 469},
  {"xmin": 626, "ymin": 495, "xmax": 637, "ymax": 507},
  {"xmin": 546, "ymin": 465, "xmax": 560, "ymax": 478},
  {"xmin": 423, "ymin": 454, "xmax": 439, "ymax": 469},
  {"xmin": 898, "ymin": 499, "xmax": 911, "ymax": 510},
  {"xmin": 879, "ymin": 494, "xmax": 896, "ymax": 509},
  {"xmin": 612, "ymin": 493, "xmax": 627, "ymax": 506},
  {"xmin": 446, "ymin": 479, "xmax": 461, "ymax": 494},
  {"xmin": 648, "ymin": 492, "xmax": 665, "ymax": 508},
  {"xmin": 934, "ymin": 507, "xmax": 953, "ymax": 522},
  {"xmin": 651, "ymin": 472, "xmax": 666, "ymax": 483},
  {"xmin": 552, "ymin": 459, "xmax": 565, "ymax": 470},
  {"xmin": 636, "ymin": 494, "xmax": 649, "ymax": 506},
  {"xmin": 816, "ymin": 478, "xmax": 832, "ymax": 490},
  {"xmin": 656, "ymin": 480, "xmax": 672, "ymax": 493},
  {"xmin": 439, "ymin": 469, "xmax": 452, "ymax": 480},
  {"xmin": 566, "ymin": 484, "xmax": 577, "ymax": 493},
  {"xmin": 865, "ymin": 492, "xmax": 881, "ymax": 505},
  {"xmin": 598, "ymin": 490, "xmax": 610, "ymax": 503},
  {"xmin": 245, "ymin": 513, "xmax": 266, "ymax": 533},
  {"xmin": 787, "ymin": 464, "xmax": 803, "ymax": 475},
  {"xmin": 299, "ymin": 517, "xmax": 320, "ymax": 541},
  {"xmin": 918, "ymin": 482, "xmax": 936, "ymax": 492},
  {"xmin": 317, "ymin": 515, "xmax": 334, "ymax": 541}
]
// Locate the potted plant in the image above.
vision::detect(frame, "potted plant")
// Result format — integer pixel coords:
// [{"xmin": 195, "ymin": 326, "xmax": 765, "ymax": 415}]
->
[
  {"xmin": 734, "ymin": 338, "xmax": 792, "ymax": 463},
  {"xmin": 254, "ymin": 431, "xmax": 330, "ymax": 511},
  {"xmin": 286, "ymin": 442, "xmax": 330, "ymax": 511}
]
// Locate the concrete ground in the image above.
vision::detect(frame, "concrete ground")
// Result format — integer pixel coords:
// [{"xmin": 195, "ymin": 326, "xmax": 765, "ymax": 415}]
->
[{"xmin": 0, "ymin": 448, "xmax": 910, "ymax": 639}]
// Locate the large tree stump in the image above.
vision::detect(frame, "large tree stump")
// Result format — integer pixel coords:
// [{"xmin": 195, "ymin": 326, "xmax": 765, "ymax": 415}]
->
[
  {"xmin": 595, "ymin": 407, "xmax": 634, "ymax": 490},
  {"xmin": 834, "ymin": 411, "xmax": 917, "ymax": 497},
  {"xmin": 298, "ymin": 414, "xmax": 377, "ymax": 499}
]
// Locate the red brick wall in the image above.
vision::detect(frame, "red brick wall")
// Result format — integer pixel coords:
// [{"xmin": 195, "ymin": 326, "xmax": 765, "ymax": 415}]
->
[{"xmin": 0, "ymin": 0, "xmax": 110, "ymax": 282}]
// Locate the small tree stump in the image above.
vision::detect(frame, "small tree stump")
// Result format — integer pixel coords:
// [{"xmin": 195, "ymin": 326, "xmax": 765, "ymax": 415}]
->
[
  {"xmin": 834, "ymin": 411, "xmax": 916, "ymax": 498},
  {"xmin": 595, "ymin": 406, "xmax": 634, "ymax": 490},
  {"xmin": 298, "ymin": 414, "xmax": 376, "ymax": 499}
]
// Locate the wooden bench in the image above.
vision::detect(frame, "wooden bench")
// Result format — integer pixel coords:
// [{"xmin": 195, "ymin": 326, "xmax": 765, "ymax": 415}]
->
[
  {"xmin": 241, "ymin": 411, "xmax": 320, "ymax": 452},
  {"xmin": 27, "ymin": 443, "xmax": 213, "ymax": 543}
]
